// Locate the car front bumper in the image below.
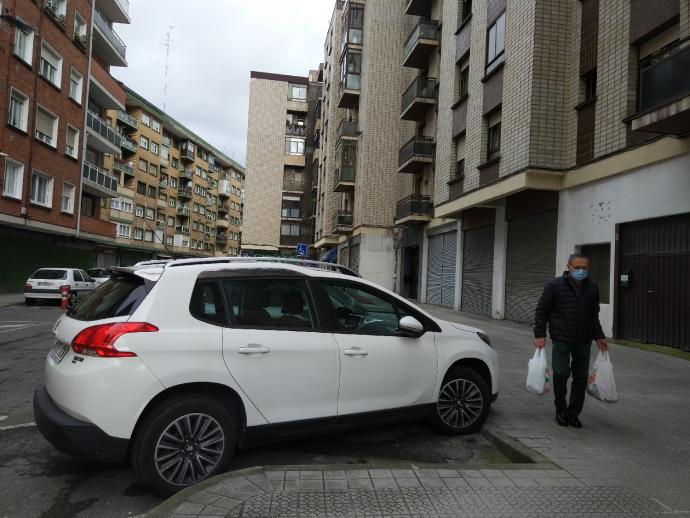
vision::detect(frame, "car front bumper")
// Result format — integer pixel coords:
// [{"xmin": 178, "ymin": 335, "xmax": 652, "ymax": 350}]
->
[{"xmin": 33, "ymin": 384, "xmax": 129, "ymax": 463}]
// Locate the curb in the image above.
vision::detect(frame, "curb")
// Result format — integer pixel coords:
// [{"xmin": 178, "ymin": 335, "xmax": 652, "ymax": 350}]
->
[{"xmin": 481, "ymin": 426, "xmax": 553, "ymax": 465}]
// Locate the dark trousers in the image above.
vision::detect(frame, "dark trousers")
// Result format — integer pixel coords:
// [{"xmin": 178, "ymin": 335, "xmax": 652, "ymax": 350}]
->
[{"xmin": 552, "ymin": 340, "xmax": 592, "ymax": 416}]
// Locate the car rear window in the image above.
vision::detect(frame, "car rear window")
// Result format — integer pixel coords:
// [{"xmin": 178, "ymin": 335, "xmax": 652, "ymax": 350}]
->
[
  {"xmin": 67, "ymin": 274, "xmax": 151, "ymax": 321},
  {"xmin": 88, "ymin": 269, "xmax": 109, "ymax": 277},
  {"xmin": 30, "ymin": 269, "xmax": 67, "ymax": 280}
]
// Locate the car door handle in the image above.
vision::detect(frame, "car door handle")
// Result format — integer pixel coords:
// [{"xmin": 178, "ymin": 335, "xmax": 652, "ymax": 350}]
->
[
  {"xmin": 344, "ymin": 347, "xmax": 368, "ymax": 357},
  {"xmin": 238, "ymin": 344, "xmax": 271, "ymax": 354}
]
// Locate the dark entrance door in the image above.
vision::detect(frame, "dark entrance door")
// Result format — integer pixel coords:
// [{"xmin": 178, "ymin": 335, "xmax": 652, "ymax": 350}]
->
[
  {"xmin": 402, "ymin": 245, "xmax": 420, "ymax": 299},
  {"xmin": 617, "ymin": 213, "xmax": 690, "ymax": 350}
]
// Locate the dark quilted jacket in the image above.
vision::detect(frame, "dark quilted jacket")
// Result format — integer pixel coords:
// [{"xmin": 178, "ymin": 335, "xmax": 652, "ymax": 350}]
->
[{"xmin": 534, "ymin": 272, "xmax": 605, "ymax": 344}]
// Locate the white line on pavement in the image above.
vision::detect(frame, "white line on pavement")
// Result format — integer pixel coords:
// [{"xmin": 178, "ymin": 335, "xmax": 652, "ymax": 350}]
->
[{"xmin": 0, "ymin": 422, "xmax": 36, "ymax": 431}]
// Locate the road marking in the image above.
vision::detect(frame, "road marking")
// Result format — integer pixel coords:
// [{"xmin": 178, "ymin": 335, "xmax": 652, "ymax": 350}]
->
[
  {"xmin": 0, "ymin": 322, "xmax": 49, "ymax": 334},
  {"xmin": 0, "ymin": 422, "xmax": 36, "ymax": 431},
  {"xmin": 0, "ymin": 415, "xmax": 7, "ymax": 422}
]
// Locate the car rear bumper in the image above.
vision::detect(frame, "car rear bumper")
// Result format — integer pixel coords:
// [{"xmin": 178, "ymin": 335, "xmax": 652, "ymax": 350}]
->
[
  {"xmin": 24, "ymin": 291, "xmax": 62, "ymax": 299},
  {"xmin": 33, "ymin": 384, "xmax": 129, "ymax": 463}
]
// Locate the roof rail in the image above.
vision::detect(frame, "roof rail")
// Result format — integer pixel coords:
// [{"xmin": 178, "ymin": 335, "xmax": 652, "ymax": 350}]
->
[
  {"xmin": 166, "ymin": 256, "xmax": 359, "ymax": 277},
  {"xmin": 134, "ymin": 259, "xmax": 174, "ymax": 267}
]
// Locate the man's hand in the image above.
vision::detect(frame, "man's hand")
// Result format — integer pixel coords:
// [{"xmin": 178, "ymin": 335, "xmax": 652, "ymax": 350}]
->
[
  {"xmin": 596, "ymin": 338, "xmax": 608, "ymax": 351},
  {"xmin": 535, "ymin": 337, "xmax": 546, "ymax": 349}
]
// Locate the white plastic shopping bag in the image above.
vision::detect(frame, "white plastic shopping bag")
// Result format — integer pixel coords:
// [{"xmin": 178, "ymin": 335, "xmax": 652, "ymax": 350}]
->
[
  {"xmin": 526, "ymin": 348, "xmax": 551, "ymax": 395},
  {"xmin": 587, "ymin": 351, "xmax": 618, "ymax": 403}
]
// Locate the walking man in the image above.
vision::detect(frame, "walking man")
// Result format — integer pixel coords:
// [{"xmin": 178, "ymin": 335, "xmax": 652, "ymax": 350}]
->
[{"xmin": 534, "ymin": 253, "xmax": 608, "ymax": 428}]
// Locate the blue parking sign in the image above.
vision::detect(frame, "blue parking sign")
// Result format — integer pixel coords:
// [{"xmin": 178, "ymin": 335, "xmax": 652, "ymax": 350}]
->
[{"xmin": 296, "ymin": 243, "xmax": 308, "ymax": 257}]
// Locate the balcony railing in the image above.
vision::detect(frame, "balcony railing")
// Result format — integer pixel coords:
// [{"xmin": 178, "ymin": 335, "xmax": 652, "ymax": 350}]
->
[
  {"xmin": 218, "ymin": 179, "xmax": 231, "ymax": 198},
  {"xmin": 215, "ymin": 233, "xmax": 228, "ymax": 243},
  {"xmin": 82, "ymin": 162, "xmax": 118, "ymax": 196},
  {"xmin": 332, "ymin": 211, "xmax": 353, "ymax": 233},
  {"xmin": 177, "ymin": 187, "xmax": 193, "ymax": 199},
  {"xmin": 398, "ymin": 135, "xmax": 435, "ymax": 172},
  {"xmin": 181, "ymin": 146, "xmax": 195, "ymax": 162},
  {"xmin": 639, "ymin": 38, "xmax": 690, "ymax": 112},
  {"xmin": 334, "ymin": 167, "xmax": 356, "ymax": 192},
  {"xmin": 286, "ymin": 124, "xmax": 307, "ymax": 137},
  {"xmin": 113, "ymin": 159, "xmax": 134, "ymax": 176},
  {"xmin": 175, "ymin": 225, "xmax": 190, "ymax": 235},
  {"xmin": 403, "ymin": 20, "xmax": 440, "ymax": 68},
  {"xmin": 94, "ymin": 9, "xmax": 127, "ymax": 61},
  {"xmin": 120, "ymin": 137, "xmax": 136, "ymax": 153},
  {"xmin": 116, "ymin": 111, "xmax": 138, "ymax": 130},
  {"xmin": 87, "ymin": 111, "xmax": 122, "ymax": 149},
  {"xmin": 179, "ymin": 169, "xmax": 194, "ymax": 181},
  {"xmin": 177, "ymin": 206, "xmax": 191, "ymax": 217},
  {"xmin": 401, "ymin": 77, "xmax": 437, "ymax": 120},
  {"xmin": 336, "ymin": 119, "xmax": 358, "ymax": 143},
  {"xmin": 282, "ymin": 179, "xmax": 304, "ymax": 192},
  {"xmin": 395, "ymin": 194, "xmax": 432, "ymax": 221}
]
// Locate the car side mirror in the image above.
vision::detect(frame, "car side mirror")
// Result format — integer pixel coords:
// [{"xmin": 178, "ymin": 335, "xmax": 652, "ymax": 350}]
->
[{"xmin": 398, "ymin": 316, "xmax": 424, "ymax": 337}]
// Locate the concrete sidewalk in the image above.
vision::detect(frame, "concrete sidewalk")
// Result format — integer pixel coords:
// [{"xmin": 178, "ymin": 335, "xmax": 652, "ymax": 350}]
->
[
  {"xmin": 0, "ymin": 293, "xmax": 24, "ymax": 308},
  {"xmin": 148, "ymin": 306, "xmax": 690, "ymax": 517}
]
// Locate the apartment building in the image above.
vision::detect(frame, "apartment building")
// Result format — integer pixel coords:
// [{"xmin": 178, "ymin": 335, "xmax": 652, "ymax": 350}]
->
[
  {"xmin": 102, "ymin": 86, "xmax": 245, "ymax": 264},
  {"xmin": 399, "ymin": 0, "xmax": 689, "ymax": 350},
  {"xmin": 242, "ymin": 71, "xmax": 319, "ymax": 256},
  {"xmin": 0, "ymin": 0, "xmax": 130, "ymax": 292},
  {"xmin": 313, "ymin": 0, "xmax": 413, "ymax": 289}
]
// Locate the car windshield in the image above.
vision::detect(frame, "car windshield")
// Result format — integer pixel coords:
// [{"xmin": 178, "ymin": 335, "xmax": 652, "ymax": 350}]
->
[
  {"xmin": 88, "ymin": 269, "xmax": 109, "ymax": 277},
  {"xmin": 30, "ymin": 269, "xmax": 67, "ymax": 280},
  {"xmin": 67, "ymin": 274, "xmax": 152, "ymax": 321}
]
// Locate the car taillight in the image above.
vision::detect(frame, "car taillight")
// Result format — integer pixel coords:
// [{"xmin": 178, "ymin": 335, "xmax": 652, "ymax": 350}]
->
[
  {"xmin": 71, "ymin": 322, "xmax": 158, "ymax": 358},
  {"xmin": 24, "ymin": 283, "xmax": 32, "ymax": 291}
]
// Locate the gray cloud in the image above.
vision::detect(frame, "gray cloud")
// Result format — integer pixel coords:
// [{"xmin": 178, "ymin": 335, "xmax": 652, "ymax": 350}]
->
[{"xmin": 112, "ymin": 0, "xmax": 334, "ymax": 166}]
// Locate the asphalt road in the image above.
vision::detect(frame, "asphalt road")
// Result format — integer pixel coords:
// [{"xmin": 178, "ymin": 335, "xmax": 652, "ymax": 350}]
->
[{"xmin": 0, "ymin": 303, "xmax": 500, "ymax": 518}]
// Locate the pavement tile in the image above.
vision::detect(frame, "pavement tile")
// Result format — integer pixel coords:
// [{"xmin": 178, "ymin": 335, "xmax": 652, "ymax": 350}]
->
[
  {"xmin": 414, "ymin": 468, "xmax": 440, "ymax": 478},
  {"xmin": 265, "ymin": 470, "xmax": 286, "ymax": 480},
  {"xmin": 348, "ymin": 478, "xmax": 374, "ymax": 490},
  {"xmin": 206, "ymin": 496, "xmax": 242, "ymax": 510},
  {"xmin": 488, "ymin": 477, "xmax": 517, "ymax": 488},
  {"xmin": 395, "ymin": 478, "xmax": 422, "ymax": 489},
  {"xmin": 186, "ymin": 491, "xmax": 222, "ymax": 506},
  {"xmin": 419, "ymin": 478, "xmax": 446, "ymax": 489},
  {"xmin": 285, "ymin": 470, "xmax": 300, "ymax": 480},
  {"xmin": 391, "ymin": 469, "xmax": 416, "ymax": 479},
  {"xmin": 479, "ymin": 469, "xmax": 506, "ymax": 478},
  {"xmin": 533, "ymin": 477, "xmax": 562, "ymax": 487},
  {"xmin": 459, "ymin": 470, "xmax": 486, "ymax": 478},
  {"xmin": 368, "ymin": 469, "xmax": 393, "ymax": 478},
  {"xmin": 436, "ymin": 469, "xmax": 459, "ymax": 478},
  {"xmin": 372, "ymin": 478, "xmax": 399, "ymax": 489},
  {"xmin": 512, "ymin": 478, "xmax": 540, "ymax": 488},
  {"xmin": 173, "ymin": 502, "xmax": 204, "ymax": 515},
  {"xmin": 324, "ymin": 470, "xmax": 347, "ymax": 479},
  {"xmin": 299, "ymin": 479, "xmax": 324, "ymax": 490},
  {"xmin": 346, "ymin": 469, "xmax": 370, "ymax": 479},
  {"xmin": 299, "ymin": 470, "xmax": 324, "ymax": 480},
  {"xmin": 197, "ymin": 505, "xmax": 228, "ymax": 517},
  {"xmin": 442, "ymin": 477, "xmax": 470, "ymax": 489},
  {"xmin": 325, "ymin": 479, "xmax": 349, "ymax": 490},
  {"xmin": 465, "ymin": 477, "xmax": 494, "ymax": 489},
  {"xmin": 270, "ymin": 480, "xmax": 285, "ymax": 490}
]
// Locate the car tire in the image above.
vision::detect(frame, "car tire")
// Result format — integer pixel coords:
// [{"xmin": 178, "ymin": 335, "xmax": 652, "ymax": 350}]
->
[
  {"xmin": 25, "ymin": 298, "xmax": 36, "ymax": 306},
  {"xmin": 429, "ymin": 366, "xmax": 490, "ymax": 436},
  {"xmin": 131, "ymin": 396, "xmax": 237, "ymax": 497}
]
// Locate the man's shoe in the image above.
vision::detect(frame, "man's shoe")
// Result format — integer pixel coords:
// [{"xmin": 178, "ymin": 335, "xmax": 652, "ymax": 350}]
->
[
  {"xmin": 556, "ymin": 413, "xmax": 569, "ymax": 426},
  {"xmin": 567, "ymin": 414, "xmax": 582, "ymax": 428}
]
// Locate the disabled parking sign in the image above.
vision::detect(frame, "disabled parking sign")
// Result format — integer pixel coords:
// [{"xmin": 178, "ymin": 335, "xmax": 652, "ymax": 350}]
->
[{"xmin": 296, "ymin": 243, "xmax": 308, "ymax": 257}]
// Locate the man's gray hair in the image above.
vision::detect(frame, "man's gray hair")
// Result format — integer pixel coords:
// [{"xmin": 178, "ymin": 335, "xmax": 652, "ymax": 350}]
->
[{"xmin": 568, "ymin": 252, "xmax": 589, "ymax": 264}]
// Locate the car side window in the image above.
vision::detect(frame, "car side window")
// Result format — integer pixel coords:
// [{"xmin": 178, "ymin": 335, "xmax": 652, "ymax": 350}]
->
[
  {"xmin": 73, "ymin": 270, "xmax": 83, "ymax": 282},
  {"xmin": 79, "ymin": 270, "xmax": 91, "ymax": 282},
  {"xmin": 322, "ymin": 281, "xmax": 402, "ymax": 336},
  {"xmin": 221, "ymin": 278, "xmax": 315, "ymax": 330},
  {"xmin": 190, "ymin": 281, "xmax": 227, "ymax": 326}
]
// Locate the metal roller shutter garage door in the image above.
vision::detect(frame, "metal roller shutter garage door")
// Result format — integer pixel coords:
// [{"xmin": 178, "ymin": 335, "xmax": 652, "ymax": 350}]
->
[
  {"xmin": 505, "ymin": 210, "xmax": 558, "ymax": 323},
  {"xmin": 427, "ymin": 231, "xmax": 457, "ymax": 307},
  {"xmin": 461, "ymin": 225, "xmax": 494, "ymax": 316}
]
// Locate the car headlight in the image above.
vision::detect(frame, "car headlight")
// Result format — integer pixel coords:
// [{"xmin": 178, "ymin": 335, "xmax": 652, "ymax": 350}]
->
[{"xmin": 477, "ymin": 332, "xmax": 492, "ymax": 348}]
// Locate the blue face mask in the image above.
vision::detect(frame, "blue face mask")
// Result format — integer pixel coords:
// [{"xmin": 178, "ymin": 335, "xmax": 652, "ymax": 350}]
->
[{"xmin": 571, "ymin": 269, "xmax": 588, "ymax": 282}]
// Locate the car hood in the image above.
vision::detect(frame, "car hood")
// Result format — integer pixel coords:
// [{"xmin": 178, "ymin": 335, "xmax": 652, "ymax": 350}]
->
[{"xmin": 437, "ymin": 319, "xmax": 484, "ymax": 335}]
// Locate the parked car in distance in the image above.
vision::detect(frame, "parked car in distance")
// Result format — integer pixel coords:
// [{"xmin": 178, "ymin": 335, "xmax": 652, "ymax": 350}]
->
[
  {"xmin": 34, "ymin": 258, "xmax": 499, "ymax": 496},
  {"xmin": 24, "ymin": 268, "xmax": 97, "ymax": 306},
  {"xmin": 87, "ymin": 268, "xmax": 112, "ymax": 286}
]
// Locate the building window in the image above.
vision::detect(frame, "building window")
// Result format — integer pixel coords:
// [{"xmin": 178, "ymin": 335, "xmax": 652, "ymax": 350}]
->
[
  {"xmin": 146, "ymin": 207, "xmax": 155, "ymax": 220},
  {"xmin": 140, "ymin": 135, "xmax": 149, "ymax": 150},
  {"xmin": 150, "ymin": 142, "xmax": 159, "ymax": 155},
  {"xmin": 73, "ymin": 12, "xmax": 87, "ymax": 45},
  {"xmin": 281, "ymin": 195, "xmax": 301, "ymax": 219},
  {"xmin": 152, "ymin": 119, "xmax": 161, "ymax": 132},
  {"xmin": 170, "ymin": 177, "xmax": 177, "ymax": 188},
  {"xmin": 39, "ymin": 42, "xmax": 62, "ymax": 88},
  {"xmin": 111, "ymin": 197, "xmax": 133, "ymax": 212},
  {"xmin": 61, "ymin": 183, "xmax": 75, "ymax": 213},
  {"xmin": 69, "ymin": 68, "xmax": 83, "ymax": 103},
  {"xmin": 13, "ymin": 24, "xmax": 34, "ymax": 64},
  {"xmin": 461, "ymin": 0, "xmax": 472, "ymax": 22},
  {"xmin": 167, "ymin": 216, "xmax": 174, "ymax": 227},
  {"xmin": 141, "ymin": 112, "xmax": 151, "ymax": 126},
  {"xmin": 149, "ymin": 164, "xmax": 158, "ymax": 177},
  {"xmin": 8, "ymin": 88, "xmax": 29, "ymax": 132},
  {"xmin": 134, "ymin": 228, "xmax": 143, "ymax": 240},
  {"xmin": 3, "ymin": 159, "xmax": 24, "ymax": 199},
  {"xmin": 117, "ymin": 223, "xmax": 131, "ymax": 238},
  {"xmin": 288, "ymin": 84, "xmax": 307, "ymax": 101},
  {"xmin": 165, "ymin": 236, "xmax": 173, "ymax": 246},
  {"xmin": 138, "ymin": 159, "xmax": 148, "ymax": 171},
  {"xmin": 135, "ymin": 205, "xmax": 145, "ymax": 217},
  {"xmin": 35, "ymin": 106, "xmax": 58, "ymax": 148},
  {"xmin": 147, "ymin": 185, "xmax": 157, "ymax": 198},
  {"xmin": 583, "ymin": 69, "xmax": 597, "ymax": 102},
  {"xmin": 30, "ymin": 171, "xmax": 53, "ymax": 207},
  {"xmin": 487, "ymin": 113, "xmax": 501, "ymax": 160},
  {"xmin": 65, "ymin": 125, "xmax": 79, "ymax": 158},
  {"xmin": 486, "ymin": 12, "xmax": 505, "ymax": 73},
  {"xmin": 459, "ymin": 59, "xmax": 470, "ymax": 99},
  {"xmin": 285, "ymin": 137, "xmax": 305, "ymax": 155},
  {"xmin": 456, "ymin": 136, "xmax": 466, "ymax": 178},
  {"xmin": 281, "ymin": 223, "xmax": 300, "ymax": 236},
  {"xmin": 169, "ymin": 198, "xmax": 176, "ymax": 207},
  {"xmin": 161, "ymin": 145, "xmax": 169, "ymax": 161}
]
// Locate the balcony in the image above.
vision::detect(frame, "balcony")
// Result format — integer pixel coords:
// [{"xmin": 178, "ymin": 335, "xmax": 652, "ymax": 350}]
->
[
  {"xmin": 215, "ymin": 233, "xmax": 228, "ymax": 243},
  {"xmin": 401, "ymin": 77, "xmax": 437, "ymax": 120},
  {"xmin": 332, "ymin": 211, "xmax": 353, "ymax": 234},
  {"xmin": 93, "ymin": 9, "xmax": 127, "ymax": 67},
  {"xmin": 403, "ymin": 20, "xmax": 440, "ymax": 68},
  {"xmin": 395, "ymin": 195, "xmax": 432, "ymax": 224},
  {"xmin": 82, "ymin": 162, "xmax": 119, "ymax": 198},
  {"xmin": 286, "ymin": 124, "xmax": 307, "ymax": 137},
  {"xmin": 120, "ymin": 136, "xmax": 136, "ymax": 154},
  {"xmin": 87, "ymin": 111, "xmax": 122, "ymax": 155},
  {"xmin": 113, "ymin": 159, "xmax": 134, "ymax": 177},
  {"xmin": 181, "ymin": 144, "xmax": 195, "ymax": 162},
  {"xmin": 177, "ymin": 206, "xmax": 191, "ymax": 217},
  {"xmin": 336, "ymin": 119, "xmax": 358, "ymax": 145},
  {"xmin": 282, "ymin": 179, "xmax": 304, "ymax": 192},
  {"xmin": 157, "ymin": 199, "xmax": 166, "ymax": 208},
  {"xmin": 333, "ymin": 167, "xmax": 355, "ymax": 192},
  {"xmin": 216, "ymin": 218, "xmax": 229, "ymax": 229},
  {"xmin": 44, "ymin": 1, "xmax": 66, "ymax": 29},
  {"xmin": 89, "ymin": 60, "xmax": 126, "ymax": 110},
  {"xmin": 98, "ymin": 0, "xmax": 130, "ymax": 24},
  {"xmin": 116, "ymin": 111, "xmax": 138, "ymax": 131},
  {"xmin": 338, "ymin": 50, "xmax": 361, "ymax": 109},
  {"xmin": 175, "ymin": 225, "xmax": 190, "ymax": 236},
  {"xmin": 179, "ymin": 169, "xmax": 194, "ymax": 181},
  {"xmin": 177, "ymin": 187, "xmax": 193, "ymax": 200},
  {"xmin": 80, "ymin": 215, "xmax": 116, "ymax": 239},
  {"xmin": 218, "ymin": 203, "xmax": 229, "ymax": 213},
  {"xmin": 398, "ymin": 136, "xmax": 435, "ymax": 174},
  {"xmin": 218, "ymin": 179, "xmax": 231, "ymax": 198},
  {"xmin": 630, "ymin": 38, "xmax": 690, "ymax": 135},
  {"xmin": 405, "ymin": 0, "xmax": 431, "ymax": 16}
]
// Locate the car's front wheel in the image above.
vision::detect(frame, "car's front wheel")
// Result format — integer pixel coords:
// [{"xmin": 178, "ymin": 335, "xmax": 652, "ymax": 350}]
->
[
  {"xmin": 430, "ymin": 366, "xmax": 490, "ymax": 435},
  {"xmin": 131, "ymin": 396, "xmax": 237, "ymax": 496}
]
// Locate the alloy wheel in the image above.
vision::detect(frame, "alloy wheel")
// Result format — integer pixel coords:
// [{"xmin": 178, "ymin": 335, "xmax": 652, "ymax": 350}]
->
[{"xmin": 437, "ymin": 378, "xmax": 484, "ymax": 429}]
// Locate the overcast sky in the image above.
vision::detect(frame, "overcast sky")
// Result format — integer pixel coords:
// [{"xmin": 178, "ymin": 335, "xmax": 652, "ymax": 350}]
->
[{"xmin": 112, "ymin": 0, "xmax": 334, "ymax": 167}]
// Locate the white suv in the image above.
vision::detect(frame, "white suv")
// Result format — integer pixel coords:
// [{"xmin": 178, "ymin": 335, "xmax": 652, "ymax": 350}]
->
[{"xmin": 34, "ymin": 258, "xmax": 499, "ymax": 496}]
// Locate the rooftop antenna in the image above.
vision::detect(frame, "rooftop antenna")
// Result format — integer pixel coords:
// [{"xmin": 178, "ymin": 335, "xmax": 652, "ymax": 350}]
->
[{"xmin": 163, "ymin": 26, "xmax": 174, "ymax": 112}]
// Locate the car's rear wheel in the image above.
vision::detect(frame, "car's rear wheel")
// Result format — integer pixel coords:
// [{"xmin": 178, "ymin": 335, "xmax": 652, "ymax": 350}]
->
[
  {"xmin": 429, "ymin": 366, "xmax": 490, "ymax": 435},
  {"xmin": 131, "ymin": 396, "xmax": 237, "ymax": 496},
  {"xmin": 25, "ymin": 298, "xmax": 36, "ymax": 306}
]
